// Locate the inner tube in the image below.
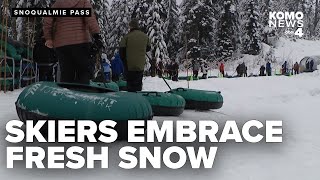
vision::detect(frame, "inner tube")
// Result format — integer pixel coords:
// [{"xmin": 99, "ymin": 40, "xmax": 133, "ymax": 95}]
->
[
  {"xmin": 137, "ymin": 92, "xmax": 185, "ymax": 116},
  {"xmin": 116, "ymin": 80, "xmax": 127, "ymax": 91},
  {"xmin": 15, "ymin": 82, "xmax": 153, "ymax": 140},
  {"xmin": 90, "ymin": 81, "xmax": 119, "ymax": 91},
  {"xmin": 168, "ymin": 88, "xmax": 223, "ymax": 110}
]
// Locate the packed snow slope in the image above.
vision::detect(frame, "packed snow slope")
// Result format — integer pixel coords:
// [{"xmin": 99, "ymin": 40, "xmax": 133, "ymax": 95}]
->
[
  {"xmin": 0, "ymin": 71, "xmax": 320, "ymax": 180},
  {"xmin": 222, "ymin": 37, "xmax": 320, "ymax": 75}
]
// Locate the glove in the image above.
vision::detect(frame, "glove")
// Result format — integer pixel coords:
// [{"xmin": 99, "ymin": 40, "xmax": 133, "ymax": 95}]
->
[{"xmin": 92, "ymin": 33, "xmax": 104, "ymax": 50}]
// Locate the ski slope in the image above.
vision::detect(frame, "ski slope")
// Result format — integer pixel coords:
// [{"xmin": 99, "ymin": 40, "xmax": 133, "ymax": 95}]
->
[{"xmin": 0, "ymin": 71, "xmax": 320, "ymax": 180}]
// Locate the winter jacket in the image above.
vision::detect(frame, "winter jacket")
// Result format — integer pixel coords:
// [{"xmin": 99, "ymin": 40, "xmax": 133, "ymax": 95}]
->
[
  {"xmin": 220, "ymin": 63, "xmax": 225, "ymax": 72},
  {"xmin": 111, "ymin": 53, "xmax": 124, "ymax": 76},
  {"xmin": 119, "ymin": 29, "xmax": 151, "ymax": 71},
  {"xmin": 294, "ymin": 63, "xmax": 300, "ymax": 71},
  {"xmin": 43, "ymin": 0, "xmax": 100, "ymax": 48},
  {"xmin": 266, "ymin": 62, "xmax": 271, "ymax": 71}
]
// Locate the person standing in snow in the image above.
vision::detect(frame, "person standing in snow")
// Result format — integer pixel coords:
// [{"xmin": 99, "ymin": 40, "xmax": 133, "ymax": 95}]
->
[
  {"xmin": 260, "ymin": 65, "xmax": 266, "ymax": 76},
  {"xmin": 193, "ymin": 60, "xmax": 200, "ymax": 79},
  {"xmin": 111, "ymin": 53, "xmax": 124, "ymax": 82},
  {"xmin": 43, "ymin": 0, "xmax": 103, "ymax": 85},
  {"xmin": 201, "ymin": 62, "xmax": 208, "ymax": 79},
  {"xmin": 293, "ymin": 62, "xmax": 300, "ymax": 75},
  {"xmin": 266, "ymin": 61, "xmax": 272, "ymax": 76},
  {"xmin": 282, "ymin": 61, "xmax": 288, "ymax": 75},
  {"xmin": 219, "ymin": 62, "xmax": 225, "ymax": 77},
  {"xmin": 172, "ymin": 61, "xmax": 179, "ymax": 81},
  {"xmin": 119, "ymin": 19, "xmax": 151, "ymax": 92}
]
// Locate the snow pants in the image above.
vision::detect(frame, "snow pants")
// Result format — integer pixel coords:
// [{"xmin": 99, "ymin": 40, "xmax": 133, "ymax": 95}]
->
[
  {"xmin": 126, "ymin": 71, "xmax": 144, "ymax": 92},
  {"xmin": 56, "ymin": 43, "xmax": 91, "ymax": 85}
]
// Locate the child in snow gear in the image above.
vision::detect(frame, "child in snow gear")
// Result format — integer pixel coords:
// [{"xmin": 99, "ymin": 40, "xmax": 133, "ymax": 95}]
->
[
  {"xmin": 111, "ymin": 53, "xmax": 124, "ymax": 82},
  {"xmin": 294, "ymin": 62, "xmax": 300, "ymax": 75},
  {"xmin": 119, "ymin": 19, "xmax": 151, "ymax": 92},
  {"xmin": 266, "ymin": 62, "xmax": 272, "ymax": 76},
  {"xmin": 219, "ymin": 63, "xmax": 225, "ymax": 77},
  {"xmin": 43, "ymin": 0, "xmax": 102, "ymax": 85},
  {"xmin": 102, "ymin": 53, "xmax": 111, "ymax": 82}
]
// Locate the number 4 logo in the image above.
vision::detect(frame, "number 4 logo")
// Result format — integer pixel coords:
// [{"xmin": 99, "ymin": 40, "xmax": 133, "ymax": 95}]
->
[{"xmin": 295, "ymin": 28, "xmax": 304, "ymax": 37}]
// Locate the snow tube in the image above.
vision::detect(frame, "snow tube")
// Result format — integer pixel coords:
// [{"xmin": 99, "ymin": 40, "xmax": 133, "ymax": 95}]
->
[
  {"xmin": 15, "ymin": 82, "xmax": 153, "ymax": 140},
  {"xmin": 116, "ymin": 80, "xmax": 127, "ymax": 91},
  {"xmin": 90, "ymin": 81, "xmax": 119, "ymax": 91},
  {"xmin": 168, "ymin": 88, "xmax": 223, "ymax": 110},
  {"xmin": 137, "ymin": 92, "xmax": 186, "ymax": 116}
]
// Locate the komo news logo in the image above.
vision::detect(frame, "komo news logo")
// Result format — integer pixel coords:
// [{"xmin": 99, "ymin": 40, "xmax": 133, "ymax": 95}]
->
[{"xmin": 269, "ymin": 12, "xmax": 304, "ymax": 37}]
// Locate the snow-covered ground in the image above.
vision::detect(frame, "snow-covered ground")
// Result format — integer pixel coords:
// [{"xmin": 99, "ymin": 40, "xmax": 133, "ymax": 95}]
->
[{"xmin": 0, "ymin": 70, "xmax": 320, "ymax": 179}]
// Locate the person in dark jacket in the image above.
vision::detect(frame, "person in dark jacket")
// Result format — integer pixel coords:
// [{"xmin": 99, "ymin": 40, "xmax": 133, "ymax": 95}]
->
[
  {"xmin": 293, "ymin": 62, "xmax": 300, "ymax": 75},
  {"xmin": 119, "ymin": 19, "xmax": 151, "ymax": 92},
  {"xmin": 43, "ymin": 0, "xmax": 103, "ymax": 85},
  {"xmin": 172, "ymin": 61, "xmax": 179, "ymax": 81},
  {"xmin": 266, "ymin": 61, "xmax": 272, "ymax": 76},
  {"xmin": 260, "ymin": 65, "xmax": 266, "ymax": 76},
  {"xmin": 111, "ymin": 53, "xmax": 124, "ymax": 81},
  {"xmin": 282, "ymin": 61, "xmax": 288, "ymax": 75}
]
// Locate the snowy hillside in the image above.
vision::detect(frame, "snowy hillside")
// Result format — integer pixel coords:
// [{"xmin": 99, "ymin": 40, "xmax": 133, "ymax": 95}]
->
[
  {"xmin": 228, "ymin": 38, "xmax": 320, "ymax": 74},
  {"xmin": 1, "ymin": 71, "xmax": 320, "ymax": 180}
]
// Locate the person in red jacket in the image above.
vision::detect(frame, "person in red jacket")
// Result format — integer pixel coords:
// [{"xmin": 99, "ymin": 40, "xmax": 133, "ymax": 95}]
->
[
  {"xmin": 43, "ymin": 0, "xmax": 103, "ymax": 85},
  {"xmin": 219, "ymin": 63, "xmax": 225, "ymax": 77}
]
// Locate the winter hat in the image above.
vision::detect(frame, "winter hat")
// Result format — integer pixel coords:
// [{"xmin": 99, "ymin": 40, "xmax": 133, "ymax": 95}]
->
[{"xmin": 129, "ymin": 19, "xmax": 139, "ymax": 29}]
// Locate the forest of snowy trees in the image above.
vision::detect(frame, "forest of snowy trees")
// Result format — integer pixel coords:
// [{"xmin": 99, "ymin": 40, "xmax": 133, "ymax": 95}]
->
[{"xmin": 1, "ymin": 0, "xmax": 320, "ymax": 64}]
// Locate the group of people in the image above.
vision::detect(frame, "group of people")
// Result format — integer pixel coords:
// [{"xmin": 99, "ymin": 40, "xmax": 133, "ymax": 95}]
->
[
  {"xmin": 236, "ymin": 63, "xmax": 248, "ymax": 77},
  {"xmin": 43, "ymin": 0, "xmax": 150, "ymax": 92},
  {"xmin": 259, "ymin": 62, "xmax": 272, "ymax": 76}
]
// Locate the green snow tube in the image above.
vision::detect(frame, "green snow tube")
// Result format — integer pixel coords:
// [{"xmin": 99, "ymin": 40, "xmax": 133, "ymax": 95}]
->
[
  {"xmin": 15, "ymin": 82, "xmax": 153, "ymax": 140},
  {"xmin": 90, "ymin": 81, "xmax": 120, "ymax": 91},
  {"xmin": 0, "ymin": 40, "xmax": 22, "ymax": 61},
  {"xmin": 116, "ymin": 80, "xmax": 127, "ymax": 91},
  {"xmin": 137, "ymin": 92, "xmax": 186, "ymax": 116},
  {"xmin": 168, "ymin": 88, "xmax": 224, "ymax": 110}
]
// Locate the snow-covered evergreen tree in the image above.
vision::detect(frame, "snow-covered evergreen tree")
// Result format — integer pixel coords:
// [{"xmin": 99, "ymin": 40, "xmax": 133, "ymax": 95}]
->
[
  {"xmin": 91, "ymin": 0, "xmax": 110, "ymax": 51},
  {"xmin": 15, "ymin": 0, "xmax": 52, "ymax": 43},
  {"xmin": 147, "ymin": 0, "xmax": 169, "ymax": 63},
  {"xmin": 242, "ymin": 0, "xmax": 262, "ymax": 55},
  {"xmin": 132, "ymin": 0, "xmax": 150, "ymax": 33},
  {"xmin": 107, "ymin": 0, "xmax": 131, "ymax": 56},
  {"xmin": 216, "ymin": 0, "xmax": 239, "ymax": 61},
  {"xmin": 181, "ymin": 0, "xmax": 216, "ymax": 60},
  {"xmin": 163, "ymin": 0, "xmax": 180, "ymax": 60}
]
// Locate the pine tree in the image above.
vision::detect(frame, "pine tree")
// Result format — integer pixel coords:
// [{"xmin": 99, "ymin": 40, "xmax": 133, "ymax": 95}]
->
[
  {"xmin": 15, "ymin": 0, "xmax": 53, "ymax": 42},
  {"xmin": 163, "ymin": 0, "xmax": 180, "ymax": 60},
  {"xmin": 181, "ymin": 0, "xmax": 216, "ymax": 60},
  {"xmin": 242, "ymin": 0, "xmax": 262, "ymax": 55},
  {"xmin": 216, "ymin": 0, "xmax": 239, "ymax": 61},
  {"xmin": 107, "ymin": 0, "xmax": 131, "ymax": 56},
  {"xmin": 147, "ymin": 0, "xmax": 169, "ymax": 64},
  {"xmin": 91, "ymin": 0, "xmax": 110, "ymax": 50},
  {"xmin": 132, "ymin": 0, "xmax": 150, "ymax": 33}
]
